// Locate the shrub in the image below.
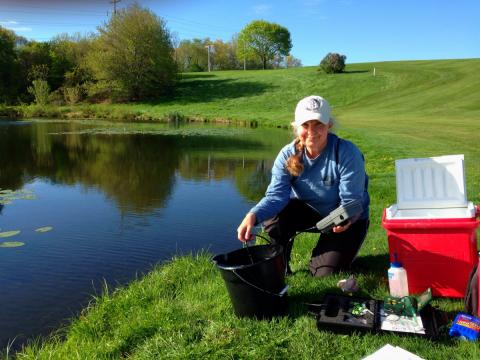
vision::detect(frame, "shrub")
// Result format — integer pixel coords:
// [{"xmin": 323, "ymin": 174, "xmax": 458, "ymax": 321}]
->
[
  {"xmin": 27, "ymin": 79, "xmax": 50, "ymax": 105},
  {"xmin": 319, "ymin": 53, "xmax": 347, "ymax": 74},
  {"xmin": 187, "ymin": 63, "xmax": 204, "ymax": 72},
  {"xmin": 63, "ymin": 86, "xmax": 83, "ymax": 105},
  {"xmin": 164, "ymin": 111, "xmax": 187, "ymax": 123},
  {"xmin": 84, "ymin": 80, "xmax": 126, "ymax": 103},
  {"xmin": 49, "ymin": 88, "xmax": 65, "ymax": 106}
]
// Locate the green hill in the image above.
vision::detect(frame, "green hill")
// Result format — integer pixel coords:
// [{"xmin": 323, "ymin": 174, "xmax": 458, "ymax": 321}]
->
[
  {"xmin": 15, "ymin": 58, "xmax": 478, "ymax": 127},
  {"xmin": 120, "ymin": 58, "xmax": 480, "ymax": 125}
]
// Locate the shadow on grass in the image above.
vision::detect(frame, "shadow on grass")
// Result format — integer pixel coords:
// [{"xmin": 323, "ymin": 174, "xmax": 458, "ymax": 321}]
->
[
  {"xmin": 140, "ymin": 76, "xmax": 274, "ymax": 105},
  {"xmin": 179, "ymin": 73, "xmax": 216, "ymax": 80},
  {"xmin": 170, "ymin": 78, "xmax": 274, "ymax": 103},
  {"xmin": 287, "ymin": 286, "xmax": 343, "ymax": 319},
  {"xmin": 352, "ymin": 253, "xmax": 390, "ymax": 276},
  {"xmin": 343, "ymin": 70, "xmax": 370, "ymax": 74}
]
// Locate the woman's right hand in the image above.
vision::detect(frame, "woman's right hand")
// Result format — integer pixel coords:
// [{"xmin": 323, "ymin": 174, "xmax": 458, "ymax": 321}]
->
[{"xmin": 237, "ymin": 212, "xmax": 256, "ymax": 242}]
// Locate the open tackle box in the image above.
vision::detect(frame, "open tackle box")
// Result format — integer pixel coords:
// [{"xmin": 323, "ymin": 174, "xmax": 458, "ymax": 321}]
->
[{"xmin": 310, "ymin": 294, "xmax": 447, "ymax": 338}]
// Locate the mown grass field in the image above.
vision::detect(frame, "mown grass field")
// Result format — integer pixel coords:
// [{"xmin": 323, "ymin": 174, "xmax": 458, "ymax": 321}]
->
[{"xmin": 8, "ymin": 59, "xmax": 480, "ymax": 359}]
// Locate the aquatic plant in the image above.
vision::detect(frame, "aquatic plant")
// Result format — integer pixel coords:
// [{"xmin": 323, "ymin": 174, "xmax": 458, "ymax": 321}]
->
[
  {"xmin": 0, "ymin": 230, "xmax": 20, "ymax": 238},
  {"xmin": 35, "ymin": 226, "xmax": 53, "ymax": 233},
  {"xmin": 0, "ymin": 188, "xmax": 36, "ymax": 205},
  {"xmin": 0, "ymin": 241, "xmax": 24, "ymax": 248}
]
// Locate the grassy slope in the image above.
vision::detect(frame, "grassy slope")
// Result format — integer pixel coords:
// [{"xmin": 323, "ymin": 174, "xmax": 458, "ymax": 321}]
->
[
  {"xmin": 39, "ymin": 59, "xmax": 479, "ymax": 124},
  {"xmin": 13, "ymin": 59, "xmax": 480, "ymax": 359}
]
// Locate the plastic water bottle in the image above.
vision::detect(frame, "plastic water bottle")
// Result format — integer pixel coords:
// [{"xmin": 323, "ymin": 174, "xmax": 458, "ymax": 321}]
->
[{"xmin": 388, "ymin": 254, "xmax": 409, "ymax": 297}]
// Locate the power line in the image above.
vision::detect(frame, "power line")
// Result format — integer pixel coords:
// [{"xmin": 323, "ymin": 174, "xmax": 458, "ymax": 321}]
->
[
  {"xmin": 168, "ymin": 26, "xmax": 227, "ymax": 40},
  {"xmin": 162, "ymin": 14, "xmax": 235, "ymax": 32}
]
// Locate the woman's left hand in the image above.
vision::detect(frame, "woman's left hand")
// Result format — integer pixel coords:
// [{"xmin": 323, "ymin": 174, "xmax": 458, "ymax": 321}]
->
[{"xmin": 332, "ymin": 221, "xmax": 351, "ymax": 233}]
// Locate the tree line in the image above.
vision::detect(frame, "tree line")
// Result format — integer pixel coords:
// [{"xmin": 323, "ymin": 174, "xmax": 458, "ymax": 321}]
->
[{"xmin": 0, "ymin": 4, "xmax": 301, "ymax": 104}]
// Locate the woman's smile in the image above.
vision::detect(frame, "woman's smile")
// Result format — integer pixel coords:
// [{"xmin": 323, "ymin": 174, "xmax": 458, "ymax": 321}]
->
[{"xmin": 297, "ymin": 120, "xmax": 331, "ymax": 158}]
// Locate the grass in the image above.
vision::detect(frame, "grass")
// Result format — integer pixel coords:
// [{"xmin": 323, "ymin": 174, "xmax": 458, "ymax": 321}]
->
[
  {"xmin": 8, "ymin": 59, "xmax": 480, "ymax": 127},
  {"xmin": 13, "ymin": 246, "xmax": 479, "ymax": 359},
  {"xmin": 5, "ymin": 59, "xmax": 480, "ymax": 358}
]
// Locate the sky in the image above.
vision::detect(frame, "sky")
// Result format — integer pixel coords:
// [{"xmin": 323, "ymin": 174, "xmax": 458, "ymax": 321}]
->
[{"xmin": 0, "ymin": 0, "xmax": 478, "ymax": 66}]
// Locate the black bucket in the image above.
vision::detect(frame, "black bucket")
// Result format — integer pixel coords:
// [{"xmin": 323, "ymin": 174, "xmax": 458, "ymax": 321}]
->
[{"xmin": 213, "ymin": 244, "xmax": 288, "ymax": 319}]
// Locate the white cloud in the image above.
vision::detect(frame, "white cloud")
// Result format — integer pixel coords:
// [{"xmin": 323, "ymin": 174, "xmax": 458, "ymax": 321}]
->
[
  {"xmin": 253, "ymin": 4, "xmax": 271, "ymax": 15},
  {"xmin": 0, "ymin": 20, "xmax": 18, "ymax": 25},
  {"xmin": 8, "ymin": 27, "xmax": 32, "ymax": 32},
  {"xmin": 1, "ymin": 20, "xmax": 32, "ymax": 32}
]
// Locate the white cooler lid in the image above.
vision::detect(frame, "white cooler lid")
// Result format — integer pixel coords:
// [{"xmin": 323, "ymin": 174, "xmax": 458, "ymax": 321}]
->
[{"xmin": 395, "ymin": 154, "xmax": 467, "ymax": 210}]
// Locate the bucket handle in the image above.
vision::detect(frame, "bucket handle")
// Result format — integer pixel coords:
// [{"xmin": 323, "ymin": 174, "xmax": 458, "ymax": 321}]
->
[
  {"xmin": 244, "ymin": 233, "xmax": 271, "ymax": 245},
  {"xmin": 232, "ymin": 269, "xmax": 288, "ymax": 298}
]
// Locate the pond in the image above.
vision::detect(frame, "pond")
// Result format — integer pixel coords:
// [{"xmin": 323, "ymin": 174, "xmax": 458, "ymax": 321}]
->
[{"xmin": 0, "ymin": 119, "xmax": 292, "ymax": 350}]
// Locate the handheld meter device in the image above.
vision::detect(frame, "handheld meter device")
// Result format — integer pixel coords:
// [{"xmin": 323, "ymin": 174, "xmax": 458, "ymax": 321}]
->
[{"xmin": 315, "ymin": 199, "xmax": 363, "ymax": 233}]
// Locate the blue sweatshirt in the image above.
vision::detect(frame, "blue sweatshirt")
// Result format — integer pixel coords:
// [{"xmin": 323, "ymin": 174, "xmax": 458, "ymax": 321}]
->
[{"xmin": 250, "ymin": 133, "xmax": 369, "ymax": 224}]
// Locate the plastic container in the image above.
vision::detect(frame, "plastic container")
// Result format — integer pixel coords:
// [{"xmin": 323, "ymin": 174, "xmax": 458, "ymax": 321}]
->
[
  {"xmin": 212, "ymin": 244, "xmax": 288, "ymax": 319},
  {"xmin": 388, "ymin": 257, "xmax": 409, "ymax": 297},
  {"xmin": 382, "ymin": 155, "xmax": 479, "ymax": 298}
]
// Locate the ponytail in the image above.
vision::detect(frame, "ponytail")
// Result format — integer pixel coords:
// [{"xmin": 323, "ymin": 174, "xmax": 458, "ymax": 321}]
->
[{"xmin": 285, "ymin": 137, "xmax": 304, "ymax": 176}]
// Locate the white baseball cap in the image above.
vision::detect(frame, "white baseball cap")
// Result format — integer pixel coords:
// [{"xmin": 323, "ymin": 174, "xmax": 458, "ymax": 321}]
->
[{"xmin": 294, "ymin": 95, "xmax": 331, "ymax": 127}]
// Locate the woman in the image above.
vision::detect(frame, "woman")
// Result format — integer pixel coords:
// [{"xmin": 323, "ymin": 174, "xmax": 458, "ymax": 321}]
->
[{"xmin": 237, "ymin": 95, "xmax": 369, "ymax": 277}]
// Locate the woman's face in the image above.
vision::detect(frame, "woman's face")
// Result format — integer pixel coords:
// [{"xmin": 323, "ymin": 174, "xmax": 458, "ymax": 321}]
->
[{"xmin": 296, "ymin": 120, "xmax": 330, "ymax": 151}]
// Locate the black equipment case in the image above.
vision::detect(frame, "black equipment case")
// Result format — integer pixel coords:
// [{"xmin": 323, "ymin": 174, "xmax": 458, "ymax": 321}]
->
[{"xmin": 310, "ymin": 293, "xmax": 447, "ymax": 339}]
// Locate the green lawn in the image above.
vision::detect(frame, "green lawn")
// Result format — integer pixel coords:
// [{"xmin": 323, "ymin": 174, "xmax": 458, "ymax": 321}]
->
[
  {"xmin": 12, "ymin": 59, "xmax": 480, "ymax": 126},
  {"xmin": 8, "ymin": 59, "xmax": 480, "ymax": 359}
]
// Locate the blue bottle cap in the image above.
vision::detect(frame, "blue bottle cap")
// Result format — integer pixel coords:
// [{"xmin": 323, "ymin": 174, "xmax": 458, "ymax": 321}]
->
[{"xmin": 391, "ymin": 252, "xmax": 402, "ymax": 267}]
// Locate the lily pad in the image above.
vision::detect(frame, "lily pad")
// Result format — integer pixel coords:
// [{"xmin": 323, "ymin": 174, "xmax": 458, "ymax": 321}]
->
[
  {"xmin": 0, "ymin": 230, "xmax": 21, "ymax": 238},
  {"xmin": 0, "ymin": 241, "xmax": 25, "ymax": 248},
  {"xmin": 35, "ymin": 226, "xmax": 53, "ymax": 233},
  {"xmin": 0, "ymin": 188, "xmax": 36, "ymax": 205}
]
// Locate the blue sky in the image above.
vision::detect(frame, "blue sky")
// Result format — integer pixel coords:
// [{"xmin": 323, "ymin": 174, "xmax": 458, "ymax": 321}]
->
[{"xmin": 0, "ymin": 0, "xmax": 478, "ymax": 66}]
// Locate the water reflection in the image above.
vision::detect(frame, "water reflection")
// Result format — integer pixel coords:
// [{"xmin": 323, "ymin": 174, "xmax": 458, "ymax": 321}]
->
[
  {"xmin": 0, "ymin": 119, "xmax": 291, "ymax": 350},
  {"xmin": 0, "ymin": 121, "xmax": 283, "ymax": 213}
]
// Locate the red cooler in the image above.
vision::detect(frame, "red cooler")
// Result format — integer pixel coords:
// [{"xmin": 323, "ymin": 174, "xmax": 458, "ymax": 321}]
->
[{"xmin": 382, "ymin": 155, "xmax": 479, "ymax": 298}]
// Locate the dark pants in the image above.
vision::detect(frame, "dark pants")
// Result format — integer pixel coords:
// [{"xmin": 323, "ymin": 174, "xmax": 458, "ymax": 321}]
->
[{"xmin": 263, "ymin": 199, "xmax": 369, "ymax": 277}]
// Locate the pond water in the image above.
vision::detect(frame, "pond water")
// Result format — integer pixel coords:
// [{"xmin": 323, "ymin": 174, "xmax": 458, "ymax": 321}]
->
[{"xmin": 0, "ymin": 119, "xmax": 292, "ymax": 350}]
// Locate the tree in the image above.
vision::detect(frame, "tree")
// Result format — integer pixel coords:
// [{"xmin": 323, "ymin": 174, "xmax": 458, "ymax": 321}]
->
[
  {"xmin": 319, "ymin": 52, "xmax": 347, "ymax": 73},
  {"xmin": 88, "ymin": 3, "xmax": 177, "ymax": 100},
  {"xmin": 16, "ymin": 41, "xmax": 52, "ymax": 100},
  {"xmin": 0, "ymin": 26, "xmax": 19, "ymax": 102},
  {"xmin": 175, "ymin": 38, "xmax": 210, "ymax": 72},
  {"xmin": 285, "ymin": 54, "xmax": 302, "ymax": 68},
  {"xmin": 49, "ymin": 33, "xmax": 91, "ymax": 89},
  {"xmin": 237, "ymin": 20, "xmax": 292, "ymax": 70},
  {"xmin": 211, "ymin": 39, "xmax": 241, "ymax": 70}
]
